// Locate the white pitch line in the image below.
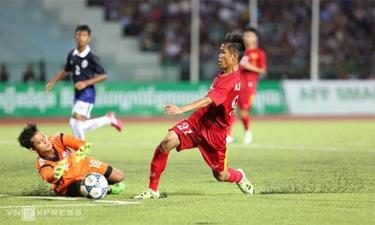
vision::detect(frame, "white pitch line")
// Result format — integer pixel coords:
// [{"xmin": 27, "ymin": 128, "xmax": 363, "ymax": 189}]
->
[
  {"xmin": 20, "ymin": 196, "xmax": 140, "ymax": 205},
  {"xmin": 93, "ymin": 200, "xmax": 139, "ymax": 204},
  {"xmin": 0, "ymin": 195, "xmax": 141, "ymax": 208},
  {"xmin": 0, "ymin": 195, "xmax": 80, "ymax": 200},
  {"xmin": 19, "ymin": 196, "xmax": 82, "ymax": 201},
  {"xmin": 0, "ymin": 202, "xmax": 140, "ymax": 209}
]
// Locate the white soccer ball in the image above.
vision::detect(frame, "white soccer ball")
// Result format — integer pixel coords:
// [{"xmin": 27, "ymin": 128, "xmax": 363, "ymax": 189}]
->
[{"xmin": 80, "ymin": 172, "xmax": 109, "ymax": 199}]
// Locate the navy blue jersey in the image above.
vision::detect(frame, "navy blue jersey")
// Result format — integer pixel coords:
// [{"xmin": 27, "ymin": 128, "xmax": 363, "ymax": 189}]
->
[{"xmin": 64, "ymin": 46, "xmax": 106, "ymax": 103}]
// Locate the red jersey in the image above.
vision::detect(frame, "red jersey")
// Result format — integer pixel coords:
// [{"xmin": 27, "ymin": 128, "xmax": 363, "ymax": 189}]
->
[
  {"xmin": 187, "ymin": 69, "xmax": 241, "ymax": 129},
  {"xmin": 240, "ymin": 48, "xmax": 267, "ymax": 90}
]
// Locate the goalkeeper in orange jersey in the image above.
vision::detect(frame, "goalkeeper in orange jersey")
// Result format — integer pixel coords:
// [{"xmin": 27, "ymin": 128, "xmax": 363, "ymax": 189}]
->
[{"xmin": 17, "ymin": 124, "xmax": 125, "ymax": 197}]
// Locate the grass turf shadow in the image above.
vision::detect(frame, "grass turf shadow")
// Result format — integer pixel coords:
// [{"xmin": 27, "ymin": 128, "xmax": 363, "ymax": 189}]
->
[
  {"xmin": 260, "ymin": 168, "xmax": 367, "ymax": 194},
  {"xmin": 21, "ymin": 183, "xmax": 54, "ymax": 196}
]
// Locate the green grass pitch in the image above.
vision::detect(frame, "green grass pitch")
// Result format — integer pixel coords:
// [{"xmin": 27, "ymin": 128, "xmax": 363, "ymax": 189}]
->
[{"xmin": 0, "ymin": 119, "xmax": 374, "ymax": 225}]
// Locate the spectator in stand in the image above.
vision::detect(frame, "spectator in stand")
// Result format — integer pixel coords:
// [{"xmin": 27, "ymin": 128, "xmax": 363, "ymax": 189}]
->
[
  {"xmin": 0, "ymin": 64, "xmax": 9, "ymax": 83},
  {"xmin": 39, "ymin": 61, "xmax": 46, "ymax": 82},
  {"xmin": 22, "ymin": 64, "xmax": 36, "ymax": 83},
  {"xmin": 88, "ymin": 0, "xmax": 375, "ymax": 80},
  {"xmin": 319, "ymin": 0, "xmax": 375, "ymax": 79}
]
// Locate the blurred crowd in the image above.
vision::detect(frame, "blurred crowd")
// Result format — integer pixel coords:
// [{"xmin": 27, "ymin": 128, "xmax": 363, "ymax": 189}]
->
[
  {"xmin": 83, "ymin": 0, "xmax": 375, "ymax": 80},
  {"xmin": 319, "ymin": 0, "xmax": 374, "ymax": 79},
  {"xmin": 0, "ymin": 62, "xmax": 71, "ymax": 84},
  {"xmin": 0, "ymin": 63, "xmax": 46, "ymax": 83},
  {"xmin": 1, "ymin": 0, "xmax": 373, "ymax": 84}
]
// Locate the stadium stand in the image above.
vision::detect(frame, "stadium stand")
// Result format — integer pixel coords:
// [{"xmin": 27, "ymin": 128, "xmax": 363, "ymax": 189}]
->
[
  {"xmin": 88, "ymin": 0, "xmax": 375, "ymax": 80},
  {"xmin": 1, "ymin": 0, "xmax": 374, "ymax": 82}
]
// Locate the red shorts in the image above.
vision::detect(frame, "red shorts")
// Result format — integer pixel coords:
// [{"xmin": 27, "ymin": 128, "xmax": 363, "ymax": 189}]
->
[
  {"xmin": 170, "ymin": 119, "xmax": 228, "ymax": 172},
  {"xmin": 238, "ymin": 79, "xmax": 257, "ymax": 110}
]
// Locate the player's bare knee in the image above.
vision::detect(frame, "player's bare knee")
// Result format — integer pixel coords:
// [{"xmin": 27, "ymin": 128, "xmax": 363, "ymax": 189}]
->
[
  {"xmin": 160, "ymin": 133, "xmax": 179, "ymax": 152},
  {"xmin": 108, "ymin": 168, "xmax": 125, "ymax": 183},
  {"xmin": 116, "ymin": 170, "xmax": 125, "ymax": 182},
  {"xmin": 212, "ymin": 170, "xmax": 226, "ymax": 182},
  {"xmin": 159, "ymin": 140, "xmax": 172, "ymax": 153}
]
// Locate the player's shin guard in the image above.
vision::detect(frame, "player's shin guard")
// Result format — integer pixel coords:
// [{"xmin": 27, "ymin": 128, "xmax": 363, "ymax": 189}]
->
[
  {"xmin": 226, "ymin": 168, "xmax": 243, "ymax": 183},
  {"xmin": 149, "ymin": 146, "xmax": 169, "ymax": 191}
]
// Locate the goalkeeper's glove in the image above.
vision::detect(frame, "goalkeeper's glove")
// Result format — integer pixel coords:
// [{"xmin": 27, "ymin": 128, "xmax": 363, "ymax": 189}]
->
[
  {"xmin": 75, "ymin": 142, "xmax": 92, "ymax": 163},
  {"xmin": 53, "ymin": 159, "xmax": 68, "ymax": 180}
]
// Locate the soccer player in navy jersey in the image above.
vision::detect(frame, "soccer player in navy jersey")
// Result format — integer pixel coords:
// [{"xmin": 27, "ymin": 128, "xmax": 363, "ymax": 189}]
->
[{"xmin": 45, "ymin": 25, "xmax": 122, "ymax": 140}]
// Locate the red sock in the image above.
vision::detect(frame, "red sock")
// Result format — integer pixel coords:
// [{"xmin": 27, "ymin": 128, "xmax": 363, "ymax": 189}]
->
[
  {"xmin": 226, "ymin": 168, "xmax": 243, "ymax": 183},
  {"xmin": 241, "ymin": 116, "xmax": 250, "ymax": 131},
  {"xmin": 149, "ymin": 146, "xmax": 169, "ymax": 191}
]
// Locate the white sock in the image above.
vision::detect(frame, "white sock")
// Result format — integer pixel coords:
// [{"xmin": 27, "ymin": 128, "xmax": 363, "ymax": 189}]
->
[
  {"xmin": 79, "ymin": 116, "xmax": 111, "ymax": 132},
  {"xmin": 69, "ymin": 117, "xmax": 85, "ymax": 140},
  {"xmin": 69, "ymin": 116, "xmax": 111, "ymax": 140}
]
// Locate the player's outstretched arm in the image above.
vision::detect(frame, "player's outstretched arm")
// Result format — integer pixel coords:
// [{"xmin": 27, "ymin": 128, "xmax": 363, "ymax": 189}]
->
[
  {"xmin": 62, "ymin": 133, "xmax": 86, "ymax": 151},
  {"xmin": 165, "ymin": 96, "xmax": 213, "ymax": 115},
  {"xmin": 74, "ymin": 74, "xmax": 108, "ymax": 91},
  {"xmin": 45, "ymin": 69, "xmax": 69, "ymax": 92}
]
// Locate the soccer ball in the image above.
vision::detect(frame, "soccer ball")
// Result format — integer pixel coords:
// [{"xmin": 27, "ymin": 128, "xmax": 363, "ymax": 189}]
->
[{"xmin": 80, "ymin": 172, "xmax": 109, "ymax": 199}]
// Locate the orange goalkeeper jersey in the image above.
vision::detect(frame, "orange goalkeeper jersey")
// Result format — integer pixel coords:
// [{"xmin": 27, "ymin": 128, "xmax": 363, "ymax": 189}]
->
[
  {"xmin": 35, "ymin": 133, "xmax": 84, "ymax": 192},
  {"xmin": 35, "ymin": 133, "xmax": 110, "ymax": 195}
]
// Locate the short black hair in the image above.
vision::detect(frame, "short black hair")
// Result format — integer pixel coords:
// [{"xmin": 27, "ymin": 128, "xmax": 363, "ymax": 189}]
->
[
  {"xmin": 18, "ymin": 124, "xmax": 38, "ymax": 149},
  {"xmin": 75, "ymin": 24, "xmax": 91, "ymax": 35},
  {"xmin": 222, "ymin": 32, "xmax": 245, "ymax": 62},
  {"xmin": 243, "ymin": 27, "xmax": 258, "ymax": 36}
]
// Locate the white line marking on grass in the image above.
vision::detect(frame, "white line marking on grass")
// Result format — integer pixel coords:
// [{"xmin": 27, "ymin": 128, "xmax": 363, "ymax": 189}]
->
[
  {"xmin": 0, "ymin": 195, "xmax": 141, "ymax": 208},
  {"xmin": 19, "ymin": 196, "xmax": 82, "ymax": 201},
  {"xmin": 93, "ymin": 200, "xmax": 139, "ymax": 204},
  {"xmin": 0, "ymin": 202, "xmax": 140, "ymax": 209},
  {"xmin": 0, "ymin": 195, "xmax": 78, "ymax": 200},
  {"xmin": 19, "ymin": 196, "xmax": 139, "ymax": 205}
]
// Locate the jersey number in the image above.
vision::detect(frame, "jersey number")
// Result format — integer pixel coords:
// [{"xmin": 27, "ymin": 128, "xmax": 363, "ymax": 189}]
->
[
  {"xmin": 75, "ymin": 65, "xmax": 81, "ymax": 76},
  {"xmin": 177, "ymin": 122, "xmax": 193, "ymax": 135},
  {"xmin": 229, "ymin": 95, "xmax": 239, "ymax": 116},
  {"xmin": 89, "ymin": 159, "xmax": 102, "ymax": 169}
]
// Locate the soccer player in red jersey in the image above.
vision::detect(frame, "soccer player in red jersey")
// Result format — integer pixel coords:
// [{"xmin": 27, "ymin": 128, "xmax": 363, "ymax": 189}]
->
[
  {"xmin": 134, "ymin": 33, "xmax": 254, "ymax": 199},
  {"xmin": 227, "ymin": 27, "xmax": 267, "ymax": 144}
]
